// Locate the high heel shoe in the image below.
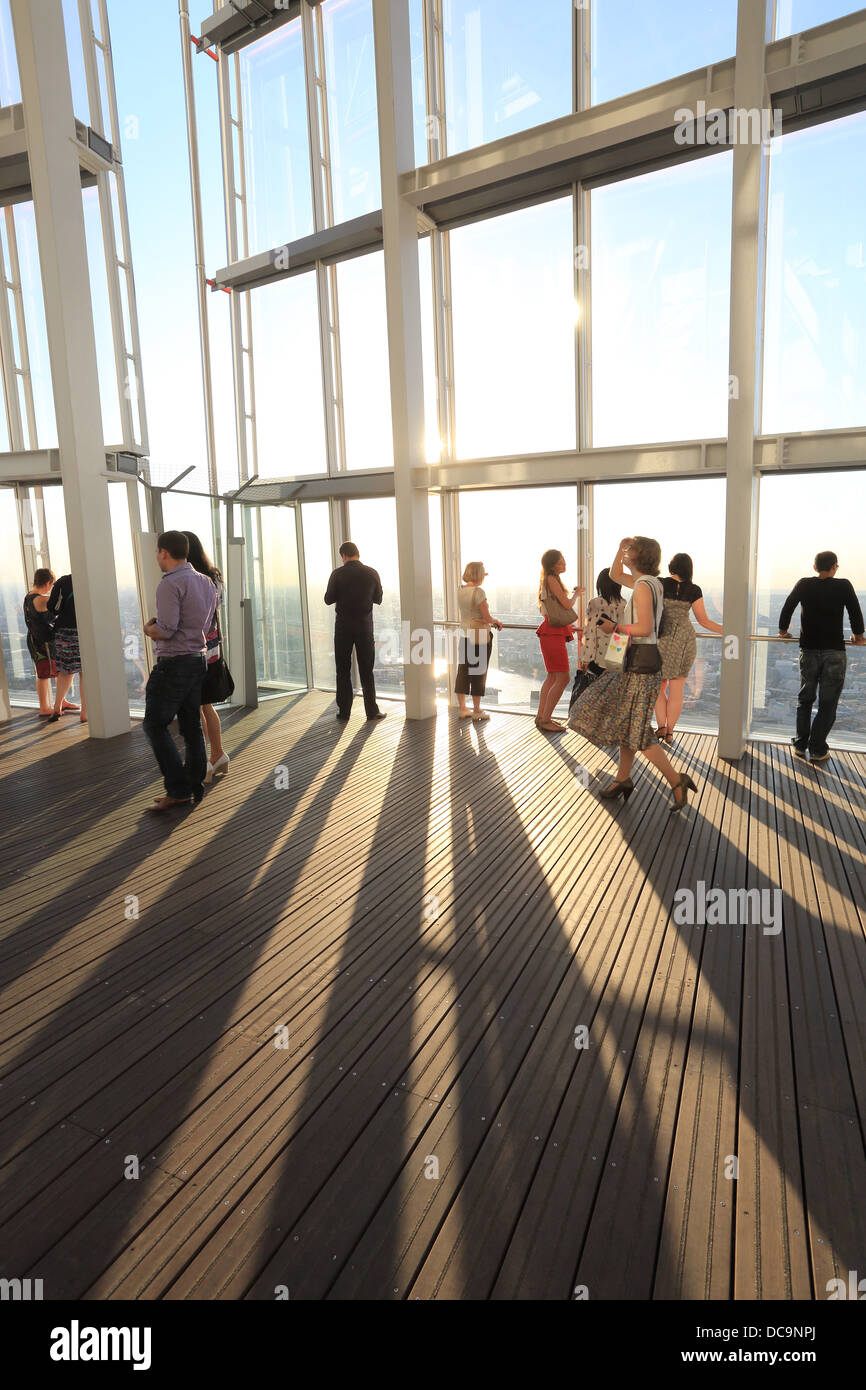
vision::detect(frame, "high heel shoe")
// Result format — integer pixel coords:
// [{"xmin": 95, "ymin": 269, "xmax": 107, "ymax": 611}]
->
[
  {"xmin": 657, "ymin": 725, "xmax": 673, "ymax": 744},
  {"xmin": 205, "ymin": 750, "xmax": 229, "ymax": 783},
  {"xmin": 599, "ymin": 778, "xmax": 634, "ymax": 802},
  {"xmin": 670, "ymin": 772, "xmax": 697, "ymax": 812}
]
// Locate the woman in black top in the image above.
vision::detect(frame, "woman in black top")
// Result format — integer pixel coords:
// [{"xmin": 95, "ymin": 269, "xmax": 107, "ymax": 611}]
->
[
  {"xmin": 46, "ymin": 574, "xmax": 86, "ymax": 723},
  {"xmin": 654, "ymin": 553, "xmax": 723, "ymax": 743},
  {"xmin": 22, "ymin": 567, "xmax": 65, "ymax": 717}
]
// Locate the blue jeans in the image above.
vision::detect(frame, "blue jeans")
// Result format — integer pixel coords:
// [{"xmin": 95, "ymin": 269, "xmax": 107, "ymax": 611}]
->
[
  {"xmin": 794, "ymin": 648, "xmax": 847, "ymax": 755},
  {"xmin": 143, "ymin": 655, "xmax": 207, "ymax": 800}
]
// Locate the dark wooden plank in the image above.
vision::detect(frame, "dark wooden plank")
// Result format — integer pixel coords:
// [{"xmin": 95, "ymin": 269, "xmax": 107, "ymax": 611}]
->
[{"xmin": 0, "ymin": 699, "xmax": 863, "ymax": 1302}]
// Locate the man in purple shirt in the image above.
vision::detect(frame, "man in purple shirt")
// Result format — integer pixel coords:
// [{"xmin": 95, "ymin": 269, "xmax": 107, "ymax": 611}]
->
[{"xmin": 142, "ymin": 530, "xmax": 218, "ymax": 811}]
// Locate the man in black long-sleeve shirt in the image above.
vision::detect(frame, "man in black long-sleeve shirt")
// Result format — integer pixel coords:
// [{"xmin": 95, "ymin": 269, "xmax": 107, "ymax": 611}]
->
[
  {"xmin": 778, "ymin": 550, "xmax": 865, "ymax": 762},
  {"xmin": 324, "ymin": 541, "xmax": 386, "ymax": 722}
]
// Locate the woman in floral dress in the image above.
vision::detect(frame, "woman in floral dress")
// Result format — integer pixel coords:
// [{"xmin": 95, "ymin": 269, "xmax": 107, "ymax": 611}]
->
[{"xmin": 568, "ymin": 536, "xmax": 698, "ymax": 811}]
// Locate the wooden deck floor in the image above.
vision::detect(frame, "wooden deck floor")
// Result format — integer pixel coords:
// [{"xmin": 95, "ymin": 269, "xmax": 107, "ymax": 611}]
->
[{"xmin": 0, "ymin": 693, "xmax": 864, "ymax": 1301}]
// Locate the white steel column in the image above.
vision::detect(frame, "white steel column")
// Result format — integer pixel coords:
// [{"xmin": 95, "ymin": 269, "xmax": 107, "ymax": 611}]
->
[
  {"xmin": 179, "ymin": 0, "xmax": 219, "ymax": 495},
  {"xmin": 373, "ymin": 0, "xmax": 436, "ymax": 720},
  {"xmin": 11, "ymin": 0, "xmax": 129, "ymax": 737},
  {"xmin": 717, "ymin": 0, "xmax": 772, "ymax": 760}
]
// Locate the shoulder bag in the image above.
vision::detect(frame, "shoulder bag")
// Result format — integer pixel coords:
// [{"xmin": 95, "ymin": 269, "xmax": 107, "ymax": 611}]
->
[
  {"xmin": 624, "ymin": 579, "xmax": 662, "ymax": 674},
  {"xmin": 201, "ymin": 656, "xmax": 235, "ymax": 704},
  {"xmin": 201, "ymin": 608, "xmax": 235, "ymax": 704},
  {"xmin": 541, "ymin": 582, "xmax": 578, "ymax": 628}
]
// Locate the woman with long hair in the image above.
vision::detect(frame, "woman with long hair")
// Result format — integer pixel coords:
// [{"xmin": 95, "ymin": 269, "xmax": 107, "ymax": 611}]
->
[
  {"xmin": 654, "ymin": 552, "xmax": 723, "ymax": 743},
  {"xmin": 183, "ymin": 530, "xmax": 228, "ymax": 781},
  {"xmin": 45, "ymin": 573, "xmax": 86, "ymax": 723},
  {"xmin": 568, "ymin": 536, "xmax": 697, "ymax": 811},
  {"xmin": 455, "ymin": 560, "xmax": 502, "ymax": 722},
  {"xmin": 568, "ymin": 566, "xmax": 626, "ymax": 712},
  {"xmin": 535, "ymin": 549, "xmax": 582, "ymax": 732}
]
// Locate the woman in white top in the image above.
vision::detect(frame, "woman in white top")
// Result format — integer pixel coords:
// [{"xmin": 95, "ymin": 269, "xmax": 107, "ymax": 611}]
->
[
  {"xmin": 455, "ymin": 561, "xmax": 502, "ymax": 722},
  {"xmin": 569, "ymin": 567, "xmax": 626, "ymax": 710}
]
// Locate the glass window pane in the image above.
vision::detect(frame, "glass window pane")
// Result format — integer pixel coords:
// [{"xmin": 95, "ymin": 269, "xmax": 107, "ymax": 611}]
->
[
  {"xmin": 61, "ymin": 0, "xmax": 90, "ymax": 125},
  {"xmin": 458, "ymin": 485, "xmax": 577, "ymax": 715},
  {"xmin": 239, "ymin": 20, "xmax": 314, "ymax": 255},
  {"xmin": 208, "ymin": 291, "xmax": 240, "ymax": 496},
  {"xmin": 0, "ymin": 388, "xmax": 9, "ymax": 453},
  {"xmin": 775, "ymin": 1, "xmax": 863, "ymax": 37},
  {"xmin": 419, "ymin": 234, "xmax": 441, "ymax": 463},
  {"xmin": 443, "ymin": 0, "xmax": 571, "ymax": 155},
  {"xmin": 256, "ymin": 505, "xmax": 306, "ymax": 687},
  {"xmin": 336, "ymin": 251, "xmax": 393, "ymax": 470},
  {"xmin": 82, "ymin": 187, "xmax": 123, "ymax": 444},
  {"xmin": 591, "ymin": 154, "xmax": 733, "ymax": 447},
  {"xmin": 591, "ymin": 2, "xmax": 737, "ymax": 108},
  {"xmin": 763, "ymin": 113, "xmax": 866, "ymax": 435},
  {"xmin": 593, "ymin": 477, "xmax": 726, "ymax": 733},
  {"xmin": 321, "ymin": 0, "xmax": 381, "ymax": 224},
  {"xmin": 302, "ymin": 500, "xmax": 334, "ymax": 689},
  {"xmin": 408, "ymin": 0, "xmax": 429, "ymax": 167},
  {"xmin": 40, "ymin": 485, "xmax": 71, "ymax": 576},
  {"xmin": 753, "ymin": 470, "xmax": 866, "ymax": 748},
  {"xmin": 429, "ymin": 493, "xmax": 444, "ymax": 621},
  {"xmin": 96, "ymin": 45, "xmax": 113, "ymax": 142},
  {"xmin": 0, "ymin": 0, "xmax": 20, "ymax": 106},
  {"xmin": 450, "ymin": 198, "xmax": 576, "ymax": 459},
  {"xmin": 0, "ymin": 487, "xmax": 32, "ymax": 703},
  {"xmin": 107, "ymin": 482, "xmax": 146, "ymax": 708},
  {"xmin": 160, "ymin": 491, "xmax": 216, "ymax": 559},
  {"xmin": 12, "ymin": 203, "xmax": 57, "ymax": 449},
  {"xmin": 251, "ymin": 273, "xmax": 327, "ymax": 478},
  {"xmin": 348, "ymin": 496, "xmax": 403, "ymax": 697}
]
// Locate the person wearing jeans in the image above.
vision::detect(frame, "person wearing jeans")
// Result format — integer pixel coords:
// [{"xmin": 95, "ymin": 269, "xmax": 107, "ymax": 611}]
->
[
  {"xmin": 779, "ymin": 550, "xmax": 865, "ymax": 764},
  {"xmin": 143, "ymin": 530, "xmax": 218, "ymax": 810}
]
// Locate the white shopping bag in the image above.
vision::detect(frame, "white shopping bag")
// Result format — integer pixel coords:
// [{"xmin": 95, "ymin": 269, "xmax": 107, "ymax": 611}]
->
[{"xmin": 600, "ymin": 628, "xmax": 629, "ymax": 672}]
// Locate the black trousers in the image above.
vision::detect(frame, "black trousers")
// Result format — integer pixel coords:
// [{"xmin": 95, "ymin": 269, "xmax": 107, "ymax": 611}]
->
[
  {"xmin": 455, "ymin": 634, "xmax": 493, "ymax": 697},
  {"xmin": 335, "ymin": 622, "xmax": 380, "ymax": 717},
  {"xmin": 142, "ymin": 654, "xmax": 207, "ymax": 801}
]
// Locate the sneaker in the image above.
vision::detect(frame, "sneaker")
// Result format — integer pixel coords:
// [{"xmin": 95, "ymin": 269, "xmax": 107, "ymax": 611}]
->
[
  {"xmin": 367, "ymin": 711, "xmax": 387, "ymax": 722},
  {"xmin": 809, "ymin": 749, "xmax": 831, "ymax": 763},
  {"xmin": 791, "ymin": 745, "xmax": 807, "ymax": 760}
]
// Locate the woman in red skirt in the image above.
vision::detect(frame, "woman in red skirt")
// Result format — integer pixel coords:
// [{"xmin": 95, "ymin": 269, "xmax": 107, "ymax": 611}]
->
[{"xmin": 536, "ymin": 549, "xmax": 582, "ymax": 732}]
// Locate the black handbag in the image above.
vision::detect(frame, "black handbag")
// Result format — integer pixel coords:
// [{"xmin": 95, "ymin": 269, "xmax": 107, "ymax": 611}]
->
[
  {"xmin": 201, "ymin": 657, "xmax": 235, "ymax": 704},
  {"xmin": 624, "ymin": 643, "xmax": 662, "ymax": 674},
  {"xmin": 568, "ymin": 666, "xmax": 598, "ymax": 710}
]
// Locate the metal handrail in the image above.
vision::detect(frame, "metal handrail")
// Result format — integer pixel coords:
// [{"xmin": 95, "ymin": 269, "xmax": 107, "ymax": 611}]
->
[{"xmin": 432, "ymin": 620, "xmax": 865, "ymax": 645}]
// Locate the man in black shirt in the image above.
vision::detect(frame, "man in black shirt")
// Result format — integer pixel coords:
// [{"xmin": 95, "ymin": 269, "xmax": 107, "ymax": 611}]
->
[
  {"xmin": 778, "ymin": 550, "xmax": 865, "ymax": 762},
  {"xmin": 324, "ymin": 542, "xmax": 386, "ymax": 722}
]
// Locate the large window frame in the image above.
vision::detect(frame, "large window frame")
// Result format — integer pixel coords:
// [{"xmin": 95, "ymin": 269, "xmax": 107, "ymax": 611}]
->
[{"xmin": 54, "ymin": 0, "xmax": 855, "ymax": 747}]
